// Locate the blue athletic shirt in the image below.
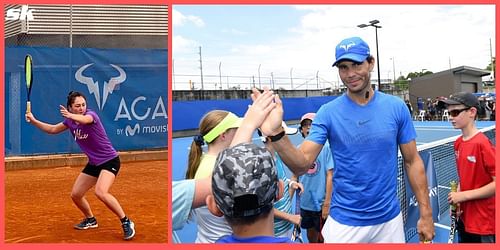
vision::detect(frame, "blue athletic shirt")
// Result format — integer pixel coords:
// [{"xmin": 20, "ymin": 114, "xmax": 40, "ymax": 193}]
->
[
  {"xmin": 216, "ymin": 234, "xmax": 293, "ymax": 243},
  {"xmin": 172, "ymin": 179, "xmax": 195, "ymax": 243},
  {"xmin": 273, "ymin": 154, "xmax": 293, "ymax": 236},
  {"xmin": 306, "ymin": 91, "xmax": 416, "ymax": 226},
  {"xmin": 172, "ymin": 180, "xmax": 195, "ymax": 231},
  {"xmin": 299, "ymin": 141, "xmax": 334, "ymax": 211}
]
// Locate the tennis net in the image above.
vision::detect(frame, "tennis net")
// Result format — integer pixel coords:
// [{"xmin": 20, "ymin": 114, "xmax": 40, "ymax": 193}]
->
[{"xmin": 398, "ymin": 125, "xmax": 495, "ymax": 241}]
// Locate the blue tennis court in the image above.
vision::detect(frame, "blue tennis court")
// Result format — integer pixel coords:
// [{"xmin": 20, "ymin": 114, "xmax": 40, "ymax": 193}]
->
[
  {"xmin": 413, "ymin": 121, "xmax": 494, "ymax": 144},
  {"xmin": 172, "ymin": 121, "xmax": 495, "ymax": 243}
]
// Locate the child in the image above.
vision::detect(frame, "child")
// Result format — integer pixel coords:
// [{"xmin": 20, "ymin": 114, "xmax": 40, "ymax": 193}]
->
[
  {"xmin": 440, "ymin": 92, "xmax": 496, "ymax": 243},
  {"xmin": 172, "ymin": 178, "xmax": 211, "ymax": 243},
  {"xmin": 206, "ymin": 89, "xmax": 292, "ymax": 243},
  {"xmin": 295, "ymin": 113, "xmax": 334, "ymax": 243},
  {"xmin": 184, "ymin": 110, "xmax": 241, "ymax": 243},
  {"xmin": 206, "ymin": 143, "xmax": 292, "ymax": 243},
  {"xmin": 257, "ymin": 125, "xmax": 303, "ymax": 238}
]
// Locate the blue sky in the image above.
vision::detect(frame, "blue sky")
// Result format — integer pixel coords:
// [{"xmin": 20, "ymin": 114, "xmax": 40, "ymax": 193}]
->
[{"xmin": 173, "ymin": 5, "xmax": 495, "ymax": 90}]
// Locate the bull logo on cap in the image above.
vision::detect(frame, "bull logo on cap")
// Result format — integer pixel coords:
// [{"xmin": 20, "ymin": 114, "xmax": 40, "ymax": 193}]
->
[{"xmin": 339, "ymin": 42, "xmax": 356, "ymax": 52}]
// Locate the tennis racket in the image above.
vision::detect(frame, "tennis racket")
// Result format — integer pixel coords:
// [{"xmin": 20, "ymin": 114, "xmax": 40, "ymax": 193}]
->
[
  {"xmin": 291, "ymin": 183, "xmax": 303, "ymax": 243},
  {"xmin": 448, "ymin": 180, "xmax": 458, "ymax": 243},
  {"xmin": 25, "ymin": 54, "xmax": 33, "ymax": 114}
]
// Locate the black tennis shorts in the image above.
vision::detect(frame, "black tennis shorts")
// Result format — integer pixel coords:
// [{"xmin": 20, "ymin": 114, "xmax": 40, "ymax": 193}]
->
[
  {"xmin": 82, "ymin": 156, "xmax": 121, "ymax": 177},
  {"xmin": 300, "ymin": 208, "xmax": 323, "ymax": 231}
]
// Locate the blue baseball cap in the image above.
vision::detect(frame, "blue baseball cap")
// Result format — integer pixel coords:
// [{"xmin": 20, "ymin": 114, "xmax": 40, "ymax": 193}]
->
[{"xmin": 332, "ymin": 37, "xmax": 371, "ymax": 67}]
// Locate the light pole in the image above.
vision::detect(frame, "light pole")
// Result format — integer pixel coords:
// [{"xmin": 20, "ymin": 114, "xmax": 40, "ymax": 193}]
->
[
  {"xmin": 198, "ymin": 46, "xmax": 204, "ymax": 91},
  {"xmin": 358, "ymin": 20, "xmax": 382, "ymax": 91},
  {"xmin": 390, "ymin": 57, "xmax": 396, "ymax": 83},
  {"xmin": 219, "ymin": 61, "xmax": 223, "ymax": 89},
  {"xmin": 290, "ymin": 67, "xmax": 293, "ymax": 89},
  {"xmin": 316, "ymin": 70, "xmax": 319, "ymax": 89},
  {"xmin": 258, "ymin": 64, "xmax": 261, "ymax": 89},
  {"xmin": 270, "ymin": 72, "xmax": 274, "ymax": 89}
]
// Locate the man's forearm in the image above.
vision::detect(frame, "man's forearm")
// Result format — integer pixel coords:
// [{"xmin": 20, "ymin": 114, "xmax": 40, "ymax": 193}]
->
[
  {"xmin": 406, "ymin": 161, "xmax": 432, "ymax": 217},
  {"xmin": 271, "ymin": 135, "xmax": 310, "ymax": 176}
]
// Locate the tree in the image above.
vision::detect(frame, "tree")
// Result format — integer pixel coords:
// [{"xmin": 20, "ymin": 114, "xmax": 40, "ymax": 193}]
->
[
  {"xmin": 394, "ymin": 70, "xmax": 432, "ymax": 91},
  {"xmin": 406, "ymin": 70, "xmax": 433, "ymax": 79},
  {"xmin": 394, "ymin": 76, "xmax": 410, "ymax": 90}
]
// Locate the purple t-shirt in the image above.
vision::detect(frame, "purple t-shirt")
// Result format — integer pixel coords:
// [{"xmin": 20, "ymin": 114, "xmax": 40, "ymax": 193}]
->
[{"xmin": 63, "ymin": 109, "xmax": 118, "ymax": 165}]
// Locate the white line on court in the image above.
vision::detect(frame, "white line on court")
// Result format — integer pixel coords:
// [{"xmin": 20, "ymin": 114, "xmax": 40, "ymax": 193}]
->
[
  {"xmin": 415, "ymin": 127, "xmax": 455, "ymax": 130},
  {"xmin": 434, "ymin": 223, "xmax": 451, "ymax": 230}
]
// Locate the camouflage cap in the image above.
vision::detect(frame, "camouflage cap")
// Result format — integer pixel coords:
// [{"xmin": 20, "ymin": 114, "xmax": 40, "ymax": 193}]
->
[{"xmin": 211, "ymin": 143, "xmax": 278, "ymax": 218}]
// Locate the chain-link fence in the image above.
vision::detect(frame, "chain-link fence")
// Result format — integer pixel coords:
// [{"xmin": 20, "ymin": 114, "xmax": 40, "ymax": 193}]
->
[
  {"xmin": 172, "ymin": 69, "xmax": 409, "ymax": 101},
  {"xmin": 173, "ymin": 73, "xmax": 341, "ymax": 91}
]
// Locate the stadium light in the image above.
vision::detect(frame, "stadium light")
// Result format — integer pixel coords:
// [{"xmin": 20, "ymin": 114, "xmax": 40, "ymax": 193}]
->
[{"xmin": 358, "ymin": 19, "xmax": 382, "ymax": 91}]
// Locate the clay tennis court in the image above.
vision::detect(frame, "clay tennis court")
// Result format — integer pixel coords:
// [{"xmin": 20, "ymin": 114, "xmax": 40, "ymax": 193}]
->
[{"xmin": 5, "ymin": 159, "xmax": 168, "ymax": 243}]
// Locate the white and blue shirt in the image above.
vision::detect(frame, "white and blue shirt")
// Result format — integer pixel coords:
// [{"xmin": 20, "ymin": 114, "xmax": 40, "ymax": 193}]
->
[{"xmin": 273, "ymin": 155, "xmax": 293, "ymax": 237}]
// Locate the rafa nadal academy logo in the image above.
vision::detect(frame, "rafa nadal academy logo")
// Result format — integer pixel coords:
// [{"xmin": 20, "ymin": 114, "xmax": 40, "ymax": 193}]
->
[
  {"xmin": 339, "ymin": 42, "xmax": 356, "ymax": 52},
  {"xmin": 75, "ymin": 63, "xmax": 127, "ymax": 110}
]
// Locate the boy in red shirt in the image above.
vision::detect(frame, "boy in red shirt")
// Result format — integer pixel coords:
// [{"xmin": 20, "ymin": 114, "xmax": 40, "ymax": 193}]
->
[{"xmin": 440, "ymin": 92, "xmax": 495, "ymax": 243}]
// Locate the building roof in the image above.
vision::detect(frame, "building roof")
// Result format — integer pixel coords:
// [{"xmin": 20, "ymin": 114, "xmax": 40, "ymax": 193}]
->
[
  {"xmin": 448, "ymin": 66, "xmax": 491, "ymax": 77},
  {"xmin": 412, "ymin": 65, "xmax": 491, "ymax": 82}
]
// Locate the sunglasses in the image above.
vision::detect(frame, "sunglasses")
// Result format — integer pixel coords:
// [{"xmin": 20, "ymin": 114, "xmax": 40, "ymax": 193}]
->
[{"xmin": 449, "ymin": 107, "xmax": 471, "ymax": 117}]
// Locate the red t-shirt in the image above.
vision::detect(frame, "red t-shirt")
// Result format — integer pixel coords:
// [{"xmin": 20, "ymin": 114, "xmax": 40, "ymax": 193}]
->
[{"xmin": 454, "ymin": 132, "xmax": 495, "ymax": 235}]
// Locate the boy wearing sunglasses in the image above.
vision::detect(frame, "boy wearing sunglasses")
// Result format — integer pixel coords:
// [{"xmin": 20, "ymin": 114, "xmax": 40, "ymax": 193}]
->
[{"xmin": 439, "ymin": 92, "xmax": 496, "ymax": 243}]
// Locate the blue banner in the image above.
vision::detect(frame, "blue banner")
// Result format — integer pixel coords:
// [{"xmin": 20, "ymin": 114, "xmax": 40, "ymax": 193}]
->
[
  {"xmin": 404, "ymin": 150, "xmax": 440, "ymax": 241},
  {"xmin": 173, "ymin": 96, "xmax": 336, "ymax": 131},
  {"xmin": 5, "ymin": 47, "xmax": 167, "ymax": 156}
]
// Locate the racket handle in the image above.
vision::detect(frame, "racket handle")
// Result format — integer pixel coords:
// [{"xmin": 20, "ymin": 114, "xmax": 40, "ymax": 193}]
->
[
  {"xmin": 450, "ymin": 180, "xmax": 457, "ymax": 192},
  {"xmin": 25, "ymin": 101, "xmax": 31, "ymax": 123},
  {"xmin": 450, "ymin": 181, "xmax": 458, "ymax": 211},
  {"xmin": 26, "ymin": 101, "xmax": 31, "ymax": 114}
]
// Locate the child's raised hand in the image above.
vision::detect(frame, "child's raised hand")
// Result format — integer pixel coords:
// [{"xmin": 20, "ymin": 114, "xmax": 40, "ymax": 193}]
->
[
  {"xmin": 246, "ymin": 87, "xmax": 276, "ymax": 129},
  {"xmin": 251, "ymin": 87, "xmax": 283, "ymax": 136}
]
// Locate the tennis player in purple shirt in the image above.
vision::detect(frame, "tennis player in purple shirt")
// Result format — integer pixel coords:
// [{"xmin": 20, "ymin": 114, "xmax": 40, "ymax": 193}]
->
[{"xmin": 25, "ymin": 91, "xmax": 135, "ymax": 240}]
